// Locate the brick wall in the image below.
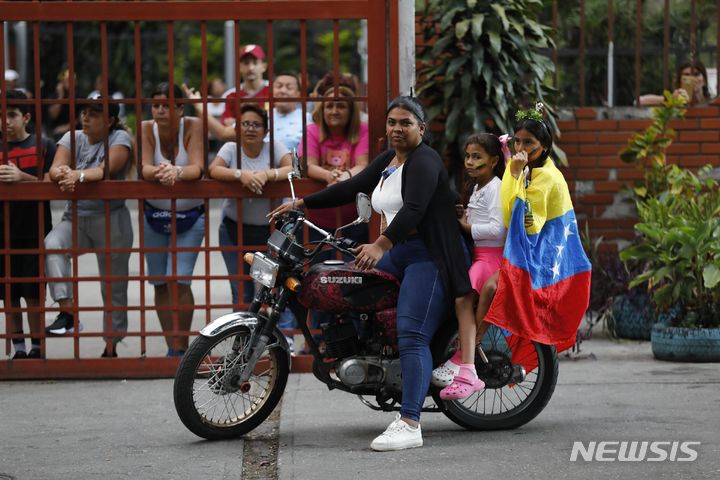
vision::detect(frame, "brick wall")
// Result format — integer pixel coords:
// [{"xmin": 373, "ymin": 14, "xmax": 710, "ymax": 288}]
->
[
  {"xmin": 557, "ymin": 104, "xmax": 720, "ymax": 251},
  {"xmin": 414, "ymin": 16, "xmax": 719, "ymax": 252}
]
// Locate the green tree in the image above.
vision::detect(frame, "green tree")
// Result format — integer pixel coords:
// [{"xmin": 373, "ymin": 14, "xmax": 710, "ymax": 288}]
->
[{"xmin": 417, "ymin": 0, "xmax": 563, "ymax": 168}]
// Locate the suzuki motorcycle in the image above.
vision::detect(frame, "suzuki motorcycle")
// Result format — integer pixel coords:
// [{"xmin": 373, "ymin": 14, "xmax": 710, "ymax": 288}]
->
[{"xmin": 173, "ymin": 156, "xmax": 558, "ymax": 440}]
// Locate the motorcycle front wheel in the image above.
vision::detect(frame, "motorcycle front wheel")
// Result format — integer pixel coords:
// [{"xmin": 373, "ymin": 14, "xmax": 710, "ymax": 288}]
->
[
  {"xmin": 432, "ymin": 324, "xmax": 558, "ymax": 430},
  {"xmin": 173, "ymin": 326, "xmax": 289, "ymax": 440}
]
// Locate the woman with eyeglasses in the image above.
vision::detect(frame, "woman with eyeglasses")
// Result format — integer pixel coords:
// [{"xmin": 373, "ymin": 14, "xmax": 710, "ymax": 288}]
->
[
  {"xmin": 269, "ymin": 96, "xmax": 473, "ymax": 451},
  {"xmin": 141, "ymin": 82, "xmax": 204, "ymax": 357},
  {"xmin": 209, "ymin": 103, "xmax": 293, "ymax": 308}
]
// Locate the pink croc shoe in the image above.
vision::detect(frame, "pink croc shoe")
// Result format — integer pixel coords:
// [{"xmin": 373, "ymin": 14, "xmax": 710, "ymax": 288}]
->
[{"xmin": 439, "ymin": 371, "xmax": 485, "ymax": 400}]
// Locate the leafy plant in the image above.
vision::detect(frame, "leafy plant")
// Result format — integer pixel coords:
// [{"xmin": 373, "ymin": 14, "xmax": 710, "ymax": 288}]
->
[
  {"xmin": 617, "ymin": 93, "xmax": 720, "ymax": 329},
  {"xmin": 619, "ymin": 91, "xmax": 687, "ymax": 199},
  {"xmin": 416, "ymin": 0, "xmax": 564, "ymax": 165},
  {"xmin": 581, "ymin": 223, "xmax": 641, "ymax": 312},
  {"xmin": 619, "ymin": 165, "xmax": 720, "ymax": 328},
  {"xmin": 581, "ymin": 221, "xmax": 650, "ymax": 339}
]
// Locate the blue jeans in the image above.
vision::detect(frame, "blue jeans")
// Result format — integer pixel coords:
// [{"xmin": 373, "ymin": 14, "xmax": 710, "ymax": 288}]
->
[
  {"xmin": 376, "ymin": 236, "xmax": 448, "ymax": 423},
  {"xmin": 143, "ymin": 213, "xmax": 205, "ymax": 285},
  {"xmin": 218, "ymin": 220, "xmax": 270, "ymax": 306}
]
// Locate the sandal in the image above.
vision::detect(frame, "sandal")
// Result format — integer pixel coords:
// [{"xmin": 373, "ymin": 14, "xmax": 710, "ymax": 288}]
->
[
  {"xmin": 431, "ymin": 360, "xmax": 460, "ymax": 387},
  {"xmin": 439, "ymin": 374, "xmax": 485, "ymax": 400}
]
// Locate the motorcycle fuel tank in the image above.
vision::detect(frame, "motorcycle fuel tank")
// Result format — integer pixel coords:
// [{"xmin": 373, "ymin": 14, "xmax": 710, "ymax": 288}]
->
[{"xmin": 298, "ymin": 261, "xmax": 399, "ymax": 313}]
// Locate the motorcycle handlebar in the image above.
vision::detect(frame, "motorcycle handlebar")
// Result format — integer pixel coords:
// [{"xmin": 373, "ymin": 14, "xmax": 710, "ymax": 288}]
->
[
  {"xmin": 276, "ymin": 211, "xmax": 358, "ymax": 260},
  {"xmin": 339, "ymin": 237, "xmax": 359, "ymax": 250}
]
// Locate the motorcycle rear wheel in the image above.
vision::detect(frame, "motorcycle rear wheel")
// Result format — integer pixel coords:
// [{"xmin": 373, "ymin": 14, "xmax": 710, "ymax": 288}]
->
[
  {"xmin": 432, "ymin": 325, "xmax": 558, "ymax": 430},
  {"xmin": 173, "ymin": 326, "xmax": 289, "ymax": 440}
]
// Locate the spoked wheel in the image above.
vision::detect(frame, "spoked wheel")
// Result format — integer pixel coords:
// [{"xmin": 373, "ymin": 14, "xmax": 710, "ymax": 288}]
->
[
  {"xmin": 173, "ymin": 326, "xmax": 289, "ymax": 440},
  {"xmin": 431, "ymin": 324, "xmax": 558, "ymax": 430}
]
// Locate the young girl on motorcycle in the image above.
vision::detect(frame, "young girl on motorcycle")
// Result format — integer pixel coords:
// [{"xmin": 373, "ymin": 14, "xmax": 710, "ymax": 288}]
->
[
  {"xmin": 431, "ymin": 133, "xmax": 508, "ymax": 400},
  {"xmin": 470, "ymin": 106, "xmax": 590, "ymax": 358}
]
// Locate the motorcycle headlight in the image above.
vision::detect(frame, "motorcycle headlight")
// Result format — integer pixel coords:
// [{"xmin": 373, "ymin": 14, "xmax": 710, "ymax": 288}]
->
[{"xmin": 249, "ymin": 252, "xmax": 279, "ymax": 288}]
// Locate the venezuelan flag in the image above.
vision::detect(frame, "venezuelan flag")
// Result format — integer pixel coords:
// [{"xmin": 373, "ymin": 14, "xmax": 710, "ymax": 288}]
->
[{"xmin": 485, "ymin": 160, "xmax": 592, "ymax": 352}]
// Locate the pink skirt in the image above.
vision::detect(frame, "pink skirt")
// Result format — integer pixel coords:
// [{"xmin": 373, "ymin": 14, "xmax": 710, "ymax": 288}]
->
[{"xmin": 468, "ymin": 246, "xmax": 504, "ymax": 294}]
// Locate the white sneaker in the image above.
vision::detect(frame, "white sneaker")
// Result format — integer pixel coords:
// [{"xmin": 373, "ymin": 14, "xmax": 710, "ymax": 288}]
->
[
  {"xmin": 431, "ymin": 359, "xmax": 460, "ymax": 387},
  {"xmin": 370, "ymin": 414, "xmax": 423, "ymax": 451}
]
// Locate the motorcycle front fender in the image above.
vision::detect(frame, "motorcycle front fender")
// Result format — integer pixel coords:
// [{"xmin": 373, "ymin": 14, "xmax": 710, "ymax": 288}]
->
[
  {"xmin": 200, "ymin": 311, "xmax": 260, "ymax": 337},
  {"xmin": 199, "ymin": 311, "xmax": 292, "ymax": 368}
]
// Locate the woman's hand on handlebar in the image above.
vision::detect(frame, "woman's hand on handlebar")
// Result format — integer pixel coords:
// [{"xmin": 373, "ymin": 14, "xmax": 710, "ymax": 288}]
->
[
  {"xmin": 267, "ymin": 198, "xmax": 304, "ymax": 221},
  {"xmin": 351, "ymin": 243, "xmax": 385, "ymax": 271}
]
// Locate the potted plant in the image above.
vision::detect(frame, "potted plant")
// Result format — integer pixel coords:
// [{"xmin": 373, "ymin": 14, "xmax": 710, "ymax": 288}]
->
[
  {"xmin": 597, "ymin": 93, "xmax": 687, "ymax": 340},
  {"xmin": 619, "ymin": 93, "xmax": 720, "ymax": 360},
  {"xmin": 580, "ymin": 224, "xmax": 652, "ymax": 339},
  {"xmin": 619, "ymin": 164, "xmax": 720, "ymax": 361}
]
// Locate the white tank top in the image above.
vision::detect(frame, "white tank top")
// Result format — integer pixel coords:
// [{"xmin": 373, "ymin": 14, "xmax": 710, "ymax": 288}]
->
[
  {"xmin": 147, "ymin": 119, "xmax": 202, "ymax": 211},
  {"xmin": 371, "ymin": 163, "xmax": 404, "ymax": 229}
]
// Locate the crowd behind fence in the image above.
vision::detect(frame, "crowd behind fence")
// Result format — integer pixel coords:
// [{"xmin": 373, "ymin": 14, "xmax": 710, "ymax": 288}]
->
[{"xmin": 0, "ymin": 1, "xmax": 392, "ymax": 376}]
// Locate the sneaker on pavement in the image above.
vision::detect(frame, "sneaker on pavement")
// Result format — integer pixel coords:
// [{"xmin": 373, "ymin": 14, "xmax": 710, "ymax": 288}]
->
[
  {"xmin": 27, "ymin": 348, "xmax": 43, "ymax": 359},
  {"xmin": 12, "ymin": 351, "xmax": 28, "ymax": 360},
  {"xmin": 101, "ymin": 348, "xmax": 117, "ymax": 358},
  {"xmin": 45, "ymin": 312, "xmax": 83, "ymax": 335},
  {"xmin": 370, "ymin": 414, "xmax": 423, "ymax": 452}
]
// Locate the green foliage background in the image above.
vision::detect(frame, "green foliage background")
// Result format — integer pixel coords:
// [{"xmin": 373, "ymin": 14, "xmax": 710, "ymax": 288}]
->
[
  {"xmin": 416, "ymin": 0, "xmax": 562, "ymax": 170},
  {"xmin": 544, "ymin": 0, "xmax": 717, "ymax": 106}
]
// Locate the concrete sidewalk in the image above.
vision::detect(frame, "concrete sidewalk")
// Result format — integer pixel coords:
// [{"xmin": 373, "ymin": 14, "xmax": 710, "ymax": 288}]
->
[
  {"xmin": 278, "ymin": 336, "xmax": 720, "ymax": 480},
  {"xmin": 1, "ymin": 335, "xmax": 719, "ymax": 480}
]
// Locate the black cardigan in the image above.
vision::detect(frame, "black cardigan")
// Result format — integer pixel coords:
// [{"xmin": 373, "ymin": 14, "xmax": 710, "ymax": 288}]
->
[{"xmin": 303, "ymin": 142, "xmax": 472, "ymax": 299}]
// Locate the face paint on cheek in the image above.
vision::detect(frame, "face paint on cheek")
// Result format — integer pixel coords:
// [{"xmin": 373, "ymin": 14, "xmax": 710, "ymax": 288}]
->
[
  {"xmin": 465, "ymin": 160, "xmax": 487, "ymax": 170},
  {"xmin": 527, "ymin": 145, "xmax": 543, "ymax": 156}
]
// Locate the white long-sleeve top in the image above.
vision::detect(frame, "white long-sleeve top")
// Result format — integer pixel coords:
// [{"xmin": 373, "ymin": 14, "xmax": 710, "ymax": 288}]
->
[{"xmin": 467, "ymin": 176, "xmax": 506, "ymax": 247}]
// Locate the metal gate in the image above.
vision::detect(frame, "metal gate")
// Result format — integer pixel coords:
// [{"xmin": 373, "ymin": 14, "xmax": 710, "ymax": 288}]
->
[{"xmin": 1, "ymin": 0, "xmax": 399, "ymax": 379}]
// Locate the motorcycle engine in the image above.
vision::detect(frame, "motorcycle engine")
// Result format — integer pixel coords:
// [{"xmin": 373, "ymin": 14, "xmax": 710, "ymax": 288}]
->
[
  {"xmin": 323, "ymin": 316, "xmax": 402, "ymax": 393},
  {"xmin": 336, "ymin": 357, "xmax": 402, "ymax": 393},
  {"xmin": 322, "ymin": 321, "xmax": 359, "ymax": 358}
]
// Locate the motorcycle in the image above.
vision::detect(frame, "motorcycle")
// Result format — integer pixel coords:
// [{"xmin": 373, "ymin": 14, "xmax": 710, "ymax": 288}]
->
[{"xmin": 173, "ymin": 154, "xmax": 559, "ymax": 440}]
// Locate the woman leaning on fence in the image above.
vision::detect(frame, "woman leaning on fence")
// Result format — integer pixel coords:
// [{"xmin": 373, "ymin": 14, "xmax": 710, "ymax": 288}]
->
[
  {"xmin": 44, "ymin": 93, "xmax": 134, "ymax": 358},
  {"xmin": 208, "ymin": 103, "xmax": 293, "ymax": 308},
  {"xmin": 140, "ymin": 82, "xmax": 204, "ymax": 358}
]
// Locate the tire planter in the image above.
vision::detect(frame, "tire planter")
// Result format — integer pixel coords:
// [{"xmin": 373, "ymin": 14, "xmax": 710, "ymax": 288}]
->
[
  {"xmin": 651, "ymin": 325, "xmax": 720, "ymax": 362},
  {"xmin": 608, "ymin": 294, "xmax": 654, "ymax": 340}
]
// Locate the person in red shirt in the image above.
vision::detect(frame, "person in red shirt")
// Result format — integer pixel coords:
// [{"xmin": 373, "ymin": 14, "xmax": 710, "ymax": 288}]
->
[
  {"xmin": 220, "ymin": 44, "xmax": 270, "ymax": 126},
  {"xmin": 0, "ymin": 89, "xmax": 55, "ymax": 359}
]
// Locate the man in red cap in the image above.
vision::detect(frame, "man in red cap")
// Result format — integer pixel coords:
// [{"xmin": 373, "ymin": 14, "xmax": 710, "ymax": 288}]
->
[{"xmin": 220, "ymin": 44, "xmax": 270, "ymax": 126}]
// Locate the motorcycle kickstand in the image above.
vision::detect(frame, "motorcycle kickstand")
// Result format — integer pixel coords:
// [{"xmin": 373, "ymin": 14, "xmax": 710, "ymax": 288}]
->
[{"xmin": 476, "ymin": 344, "xmax": 489, "ymax": 364}]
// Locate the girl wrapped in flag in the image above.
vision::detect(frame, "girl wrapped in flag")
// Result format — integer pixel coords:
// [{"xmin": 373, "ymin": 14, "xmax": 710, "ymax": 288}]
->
[{"xmin": 480, "ymin": 104, "xmax": 592, "ymax": 365}]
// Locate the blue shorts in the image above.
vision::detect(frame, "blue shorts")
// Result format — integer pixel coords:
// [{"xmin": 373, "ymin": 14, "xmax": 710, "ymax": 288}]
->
[{"xmin": 143, "ymin": 214, "xmax": 205, "ymax": 285}]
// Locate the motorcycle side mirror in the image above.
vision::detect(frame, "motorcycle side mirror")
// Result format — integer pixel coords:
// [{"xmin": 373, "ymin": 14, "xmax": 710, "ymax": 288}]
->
[
  {"xmin": 287, "ymin": 148, "xmax": 302, "ymax": 204},
  {"xmin": 290, "ymin": 148, "xmax": 301, "ymax": 179},
  {"xmin": 335, "ymin": 193, "xmax": 372, "ymax": 237},
  {"xmin": 355, "ymin": 193, "xmax": 372, "ymax": 223}
]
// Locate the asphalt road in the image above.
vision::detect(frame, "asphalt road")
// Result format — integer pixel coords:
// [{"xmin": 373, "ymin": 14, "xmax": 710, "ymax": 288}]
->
[{"xmin": 1, "ymin": 335, "xmax": 718, "ymax": 480}]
